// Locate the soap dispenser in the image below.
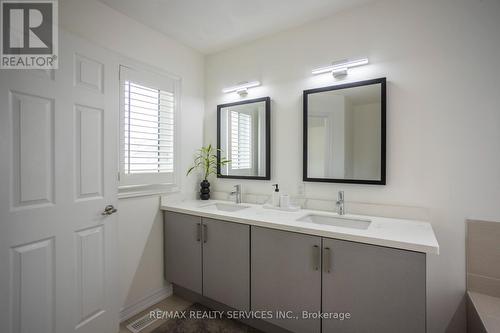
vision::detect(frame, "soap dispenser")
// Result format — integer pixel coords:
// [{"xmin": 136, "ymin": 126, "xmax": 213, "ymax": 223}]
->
[{"xmin": 272, "ymin": 184, "xmax": 280, "ymax": 207}]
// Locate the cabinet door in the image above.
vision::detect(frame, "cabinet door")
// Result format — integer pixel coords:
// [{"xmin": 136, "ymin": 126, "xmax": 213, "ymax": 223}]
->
[
  {"xmin": 251, "ymin": 227, "xmax": 321, "ymax": 333},
  {"xmin": 322, "ymin": 238, "xmax": 426, "ymax": 333},
  {"xmin": 164, "ymin": 211, "xmax": 202, "ymax": 294},
  {"xmin": 202, "ymin": 218, "xmax": 250, "ymax": 310}
]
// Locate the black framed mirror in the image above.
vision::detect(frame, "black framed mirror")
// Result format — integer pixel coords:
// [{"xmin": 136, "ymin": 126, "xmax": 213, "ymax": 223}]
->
[
  {"xmin": 303, "ymin": 78, "xmax": 386, "ymax": 185},
  {"xmin": 217, "ymin": 97, "xmax": 271, "ymax": 180}
]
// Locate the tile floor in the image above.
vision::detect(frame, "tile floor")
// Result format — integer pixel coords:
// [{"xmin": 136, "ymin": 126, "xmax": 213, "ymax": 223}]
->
[{"xmin": 119, "ymin": 295, "xmax": 193, "ymax": 333}]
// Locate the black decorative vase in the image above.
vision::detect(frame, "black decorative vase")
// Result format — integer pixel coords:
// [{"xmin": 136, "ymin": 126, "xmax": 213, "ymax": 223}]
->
[{"xmin": 200, "ymin": 180, "xmax": 210, "ymax": 200}]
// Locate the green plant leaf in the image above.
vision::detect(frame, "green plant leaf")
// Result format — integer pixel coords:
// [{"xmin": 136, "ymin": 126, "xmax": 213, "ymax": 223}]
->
[
  {"xmin": 186, "ymin": 166, "xmax": 196, "ymax": 176},
  {"xmin": 186, "ymin": 144, "xmax": 231, "ymax": 180}
]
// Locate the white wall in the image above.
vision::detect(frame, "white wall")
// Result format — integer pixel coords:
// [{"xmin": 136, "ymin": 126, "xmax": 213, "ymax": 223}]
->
[
  {"xmin": 60, "ymin": 0, "xmax": 204, "ymax": 312},
  {"xmin": 308, "ymin": 93, "xmax": 346, "ymax": 178},
  {"xmin": 352, "ymin": 102, "xmax": 381, "ymax": 179},
  {"xmin": 204, "ymin": 0, "xmax": 500, "ymax": 332},
  {"xmin": 308, "ymin": 118, "xmax": 327, "ymax": 177}
]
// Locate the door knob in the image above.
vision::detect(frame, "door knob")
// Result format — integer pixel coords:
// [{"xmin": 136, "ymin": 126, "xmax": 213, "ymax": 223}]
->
[{"xmin": 101, "ymin": 205, "xmax": 117, "ymax": 216}]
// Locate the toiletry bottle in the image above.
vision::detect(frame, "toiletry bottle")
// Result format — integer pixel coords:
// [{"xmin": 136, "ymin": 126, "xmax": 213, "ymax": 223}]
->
[
  {"xmin": 272, "ymin": 184, "xmax": 280, "ymax": 207},
  {"xmin": 280, "ymin": 194, "xmax": 290, "ymax": 209}
]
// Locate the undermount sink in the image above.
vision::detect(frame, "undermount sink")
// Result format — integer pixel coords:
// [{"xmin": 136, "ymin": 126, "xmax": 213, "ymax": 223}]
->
[
  {"xmin": 298, "ymin": 214, "xmax": 371, "ymax": 230},
  {"xmin": 203, "ymin": 202, "xmax": 250, "ymax": 212}
]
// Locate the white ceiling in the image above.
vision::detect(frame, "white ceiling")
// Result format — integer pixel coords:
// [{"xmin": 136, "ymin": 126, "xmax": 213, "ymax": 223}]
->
[{"xmin": 98, "ymin": 0, "xmax": 375, "ymax": 54}]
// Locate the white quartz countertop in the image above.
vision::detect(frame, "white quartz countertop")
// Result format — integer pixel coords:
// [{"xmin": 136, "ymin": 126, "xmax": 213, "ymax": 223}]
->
[{"xmin": 160, "ymin": 199, "xmax": 439, "ymax": 255}]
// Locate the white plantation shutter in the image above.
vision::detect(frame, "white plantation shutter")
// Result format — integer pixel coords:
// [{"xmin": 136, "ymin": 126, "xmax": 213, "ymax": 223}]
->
[
  {"xmin": 230, "ymin": 111, "xmax": 252, "ymax": 170},
  {"xmin": 119, "ymin": 65, "xmax": 179, "ymax": 189},
  {"xmin": 123, "ymin": 82, "xmax": 174, "ymax": 173}
]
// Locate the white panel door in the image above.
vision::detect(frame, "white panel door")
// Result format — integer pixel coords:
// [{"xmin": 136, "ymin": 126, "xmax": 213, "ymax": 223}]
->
[{"xmin": 0, "ymin": 31, "xmax": 120, "ymax": 333}]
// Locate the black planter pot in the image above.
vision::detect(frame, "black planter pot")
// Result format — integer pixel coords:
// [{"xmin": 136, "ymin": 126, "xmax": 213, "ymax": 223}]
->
[{"xmin": 200, "ymin": 180, "xmax": 210, "ymax": 200}]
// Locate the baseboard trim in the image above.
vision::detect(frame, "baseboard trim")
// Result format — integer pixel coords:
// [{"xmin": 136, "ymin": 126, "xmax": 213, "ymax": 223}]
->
[{"xmin": 120, "ymin": 284, "xmax": 173, "ymax": 322}]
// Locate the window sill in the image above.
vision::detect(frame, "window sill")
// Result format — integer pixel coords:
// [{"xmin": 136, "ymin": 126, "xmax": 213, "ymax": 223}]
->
[{"xmin": 118, "ymin": 183, "xmax": 179, "ymax": 199}]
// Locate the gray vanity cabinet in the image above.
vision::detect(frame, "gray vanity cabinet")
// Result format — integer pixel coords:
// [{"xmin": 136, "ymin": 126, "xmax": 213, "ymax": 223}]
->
[
  {"xmin": 251, "ymin": 226, "xmax": 322, "ymax": 333},
  {"xmin": 164, "ymin": 212, "xmax": 202, "ymax": 294},
  {"xmin": 202, "ymin": 218, "xmax": 250, "ymax": 311},
  {"xmin": 164, "ymin": 210, "xmax": 428, "ymax": 333},
  {"xmin": 322, "ymin": 238, "xmax": 426, "ymax": 333},
  {"xmin": 164, "ymin": 212, "xmax": 250, "ymax": 310}
]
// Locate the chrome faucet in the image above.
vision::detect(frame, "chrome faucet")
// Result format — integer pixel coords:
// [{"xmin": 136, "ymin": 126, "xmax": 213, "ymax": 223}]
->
[
  {"xmin": 230, "ymin": 184, "xmax": 242, "ymax": 204},
  {"xmin": 336, "ymin": 191, "xmax": 345, "ymax": 215}
]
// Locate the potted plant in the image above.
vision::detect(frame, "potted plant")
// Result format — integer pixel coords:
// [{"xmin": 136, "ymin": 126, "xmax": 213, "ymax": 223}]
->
[{"xmin": 186, "ymin": 144, "xmax": 230, "ymax": 200}]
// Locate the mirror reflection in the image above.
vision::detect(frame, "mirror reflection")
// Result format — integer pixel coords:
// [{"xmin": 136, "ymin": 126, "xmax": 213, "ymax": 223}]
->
[
  {"xmin": 218, "ymin": 97, "xmax": 270, "ymax": 179},
  {"xmin": 304, "ymin": 78, "xmax": 385, "ymax": 184}
]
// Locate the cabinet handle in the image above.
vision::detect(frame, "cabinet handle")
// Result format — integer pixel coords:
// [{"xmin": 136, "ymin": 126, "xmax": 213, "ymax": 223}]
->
[
  {"xmin": 196, "ymin": 223, "xmax": 201, "ymax": 242},
  {"xmin": 324, "ymin": 247, "xmax": 331, "ymax": 273},
  {"xmin": 313, "ymin": 245, "xmax": 320, "ymax": 271},
  {"xmin": 203, "ymin": 224, "xmax": 208, "ymax": 243}
]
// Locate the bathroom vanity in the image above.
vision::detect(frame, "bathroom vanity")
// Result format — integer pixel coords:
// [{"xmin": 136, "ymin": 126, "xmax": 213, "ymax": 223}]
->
[{"xmin": 161, "ymin": 200, "xmax": 438, "ymax": 333}]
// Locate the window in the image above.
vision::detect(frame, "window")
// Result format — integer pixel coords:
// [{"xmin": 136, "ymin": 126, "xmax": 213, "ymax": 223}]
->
[
  {"xmin": 123, "ymin": 81, "xmax": 173, "ymax": 174},
  {"xmin": 230, "ymin": 110, "xmax": 252, "ymax": 170},
  {"xmin": 119, "ymin": 65, "xmax": 179, "ymax": 192}
]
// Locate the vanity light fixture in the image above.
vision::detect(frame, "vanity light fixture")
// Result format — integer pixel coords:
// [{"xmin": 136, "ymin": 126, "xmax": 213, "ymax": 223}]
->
[
  {"xmin": 222, "ymin": 81, "xmax": 261, "ymax": 97},
  {"xmin": 312, "ymin": 58, "xmax": 369, "ymax": 78}
]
